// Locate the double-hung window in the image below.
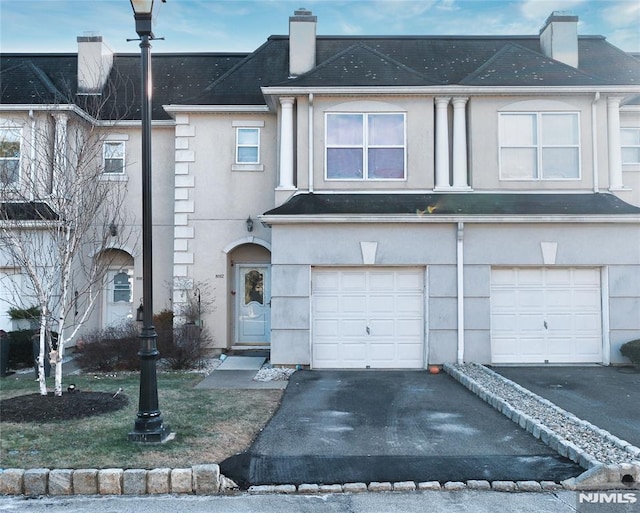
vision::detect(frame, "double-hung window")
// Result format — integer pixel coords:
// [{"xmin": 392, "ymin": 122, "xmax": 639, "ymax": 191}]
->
[
  {"xmin": 103, "ymin": 141, "xmax": 125, "ymax": 174},
  {"xmin": 499, "ymin": 112, "xmax": 580, "ymax": 180},
  {"xmin": 0, "ymin": 127, "xmax": 21, "ymax": 184},
  {"xmin": 326, "ymin": 113, "xmax": 406, "ymax": 180},
  {"xmin": 621, "ymin": 128, "xmax": 640, "ymax": 165},
  {"xmin": 236, "ymin": 128, "xmax": 260, "ymax": 164}
]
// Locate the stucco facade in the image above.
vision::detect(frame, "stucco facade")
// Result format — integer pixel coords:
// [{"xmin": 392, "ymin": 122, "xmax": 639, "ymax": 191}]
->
[{"xmin": 2, "ymin": 10, "xmax": 640, "ymax": 368}]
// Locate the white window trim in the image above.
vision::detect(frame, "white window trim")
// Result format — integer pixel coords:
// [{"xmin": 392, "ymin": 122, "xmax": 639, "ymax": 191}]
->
[
  {"xmin": 325, "ymin": 112, "xmax": 407, "ymax": 181},
  {"xmin": 499, "ymin": 111, "xmax": 581, "ymax": 181},
  {"xmin": 231, "ymin": 121, "xmax": 265, "ymax": 172},
  {"xmin": 0, "ymin": 126, "xmax": 22, "ymax": 185},
  {"xmin": 235, "ymin": 127, "xmax": 261, "ymax": 165},
  {"xmin": 102, "ymin": 140, "xmax": 126, "ymax": 175},
  {"xmin": 621, "ymin": 127, "xmax": 640, "ymax": 167}
]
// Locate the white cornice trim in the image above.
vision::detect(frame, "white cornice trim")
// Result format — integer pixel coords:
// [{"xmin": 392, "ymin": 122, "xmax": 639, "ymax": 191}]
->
[
  {"xmin": 260, "ymin": 214, "xmax": 640, "ymax": 225},
  {"xmin": 163, "ymin": 104, "xmax": 270, "ymax": 115},
  {"xmin": 261, "ymin": 85, "xmax": 640, "ymax": 96},
  {"xmin": 0, "ymin": 105, "xmax": 175, "ymax": 127}
]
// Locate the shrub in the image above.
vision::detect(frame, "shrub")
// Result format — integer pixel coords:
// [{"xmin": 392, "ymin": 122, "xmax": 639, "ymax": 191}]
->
[
  {"xmin": 163, "ymin": 323, "xmax": 208, "ymax": 370},
  {"xmin": 75, "ymin": 323, "xmax": 140, "ymax": 372},
  {"xmin": 75, "ymin": 312, "xmax": 209, "ymax": 372},
  {"xmin": 8, "ymin": 306, "xmax": 41, "ymax": 320},
  {"xmin": 620, "ymin": 339, "xmax": 640, "ymax": 367},
  {"xmin": 7, "ymin": 330, "xmax": 36, "ymax": 368}
]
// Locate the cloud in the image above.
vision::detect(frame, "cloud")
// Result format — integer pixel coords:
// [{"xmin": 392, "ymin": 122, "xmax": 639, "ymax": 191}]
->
[
  {"xmin": 602, "ymin": 0, "xmax": 640, "ymax": 28},
  {"xmin": 521, "ymin": 0, "xmax": 587, "ymax": 20}
]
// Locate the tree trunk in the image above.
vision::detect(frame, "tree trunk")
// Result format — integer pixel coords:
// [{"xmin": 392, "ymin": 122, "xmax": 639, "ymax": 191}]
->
[{"xmin": 38, "ymin": 320, "xmax": 47, "ymax": 396}]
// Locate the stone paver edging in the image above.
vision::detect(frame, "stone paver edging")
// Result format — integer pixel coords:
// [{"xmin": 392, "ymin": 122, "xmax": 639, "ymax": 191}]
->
[
  {"xmin": 443, "ymin": 363, "xmax": 640, "ymax": 491},
  {"xmin": 0, "ymin": 466, "xmax": 586, "ymax": 496}
]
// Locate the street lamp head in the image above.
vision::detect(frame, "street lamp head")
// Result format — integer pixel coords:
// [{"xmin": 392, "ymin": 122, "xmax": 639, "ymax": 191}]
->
[{"xmin": 130, "ymin": 0, "xmax": 164, "ymax": 37}]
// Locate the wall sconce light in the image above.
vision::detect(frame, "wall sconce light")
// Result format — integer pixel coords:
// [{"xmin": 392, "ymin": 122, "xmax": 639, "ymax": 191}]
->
[
  {"xmin": 109, "ymin": 223, "xmax": 118, "ymax": 237},
  {"xmin": 246, "ymin": 216, "xmax": 254, "ymax": 233}
]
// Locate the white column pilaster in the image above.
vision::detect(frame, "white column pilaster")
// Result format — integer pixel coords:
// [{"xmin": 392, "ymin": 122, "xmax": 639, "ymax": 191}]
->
[
  {"xmin": 51, "ymin": 112, "xmax": 69, "ymax": 195},
  {"xmin": 452, "ymin": 97, "xmax": 470, "ymax": 190},
  {"xmin": 278, "ymin": 97, "xmax": 296, "ymax": 190},
  {"xmin": 607, "ymin": 96, "xmax": 624, "ymax": 190},
  {"xmin": 434, "ymin": 97, "xmax": 451, "ymax": 190}
]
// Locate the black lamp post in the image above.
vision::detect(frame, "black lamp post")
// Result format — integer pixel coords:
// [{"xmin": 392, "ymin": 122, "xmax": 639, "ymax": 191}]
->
[{"xmin": 128, "ymin": 0, "xmax": 169, "ymax": 443}]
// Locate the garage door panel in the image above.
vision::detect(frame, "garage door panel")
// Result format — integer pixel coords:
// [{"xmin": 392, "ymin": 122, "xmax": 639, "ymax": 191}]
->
[
  {"xmin": 341, "ymin": 319, "xmax": 366, "ymax": 337},
  {"xmin": 342, "ymin": 272, "xmax": 367, "ymax": 290},
  {"xmin": 370, "ymin": 319, "xmax": 395, "ymax": 336},
  {"xmin": 396, "ymin": 318, "xmax": 423, "ymax": 337},
  {"xmin": 546, "ymin": 290, "xmax": 572, "ymax": 307},
  {"xmin": 518, "ymin": 268, "xmax": 546, "ymax": 284},
  {"xmin": 342, "ymin": 343, "xmax": 367, "ymax": 361},
  {"xmin": 315, "ymin": 296, "xmax": 339, "ymax": 314},
  {"xmin": 573, "ymin": 268, "xmax": 601, "ymax": 285},
  {"xmin": 312, "ymin": 267, "xmax": 424, "ymax": 369},
  {"xmin": 396, "ymin": 272, "xmax": 424, "ymax": 291},
  {"xmin": 491, "ymin": 268, "xmax": 602, "ymax": 364},
  {"xmin": 315, "ymin": 319, "xmax": 338, "ymax": 337},
  {"xmin": 342, "ymin": 295, "xmax": 367, "ymax": 314},
  {"xmin": 314, "ymin": 272, "xmax": 340, "ymax": 291},
  {"xmin": 574, "ymin": 290, "xmax": 601, "ymax": 308},
  {"xmin": 519, "ymin": 290, "xmax": 545, "ymax": 308},
  {"xmin": 369, "ymin": 272, "xmax": 395, "ymax": 290},
  {"xmin": 369, "ymin": 295, "xmax": 395, "ymax": 314},
  {"xmin": 395, "ymin": 295, "xmax": 424, "ymax": 315}
]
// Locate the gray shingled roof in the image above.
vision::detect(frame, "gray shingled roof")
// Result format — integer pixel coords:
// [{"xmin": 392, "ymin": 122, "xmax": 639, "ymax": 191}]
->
[
  {"xmin": 263, "ymin": 192, "xmax": 640, "ymax": 217},
  {"xmin": 1, "ymin": 53, "xmax": 246, "ymax": 120},
  {"xmin": 2, "ymin": 32, "xmax": 640, "ymax": 118}
]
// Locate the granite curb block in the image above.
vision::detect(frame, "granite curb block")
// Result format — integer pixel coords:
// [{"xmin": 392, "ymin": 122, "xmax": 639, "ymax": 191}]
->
[
  {"xmin": 0, "ymin": 465, "xmax": 230, "ymax": 496},
  {"xmin": 443, "ymin": 363, "xmax": 640, "ymax": 490},
  {"xmin": 1, "ymin": 468, "xmax": 574, "ymax": 496}
]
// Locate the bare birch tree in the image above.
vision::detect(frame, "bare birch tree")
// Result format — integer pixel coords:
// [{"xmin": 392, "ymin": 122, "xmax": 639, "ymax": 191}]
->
[{"xmin": 0, "ymin": 89, "xmax": 135, "ymax": 396}]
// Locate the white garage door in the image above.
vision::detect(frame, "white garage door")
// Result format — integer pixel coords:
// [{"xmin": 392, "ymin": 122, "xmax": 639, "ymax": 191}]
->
[
  {"xmin": 491, "ymin": 268, "xmax": 602, "ymax": 364},
  {"xmin": 312, "ymin": 267, "xmax": 425, "ymax": 369}
]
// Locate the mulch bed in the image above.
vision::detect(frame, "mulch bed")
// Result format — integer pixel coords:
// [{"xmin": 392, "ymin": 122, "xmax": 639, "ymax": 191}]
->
[{"xmin": 0, "ymin": 391, "xmax": 128, "ymax": 422}]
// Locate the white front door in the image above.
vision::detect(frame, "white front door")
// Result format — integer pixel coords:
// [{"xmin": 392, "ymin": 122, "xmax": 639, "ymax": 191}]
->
[
  {"xmin": 491, "ymin": 267, "xmax": 603, "ymax": 363},
  {"xmin": 312, "ymin": 267, "xmax": 425, "ymax": 369},
  {"xmin": 103, "ymin": 269, "xmax": 133, "ymax": 327},
  {"xmin": 236, "ymin": 265, "xmax": 271, "ymax": 344}
]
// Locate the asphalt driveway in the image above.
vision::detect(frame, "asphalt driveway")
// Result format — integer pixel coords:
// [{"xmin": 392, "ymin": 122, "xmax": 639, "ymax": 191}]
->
[
  {"xmin": 221, "ymin": 370, "xmax": 582, "ymax": 487},
  {"xmin": 492, "ymin": 366, "xmax": 640, "ymax": 448}
]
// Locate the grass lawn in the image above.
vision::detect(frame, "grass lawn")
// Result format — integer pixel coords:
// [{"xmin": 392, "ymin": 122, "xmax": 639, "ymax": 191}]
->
[{"xmin": 0, "ymin": 371, "xmax": 283, "ymax": 469}]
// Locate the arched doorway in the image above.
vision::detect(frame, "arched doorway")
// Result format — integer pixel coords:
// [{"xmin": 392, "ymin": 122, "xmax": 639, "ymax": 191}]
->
[
  {"xmin": 100, "ymin": 249, "xmax": 135, "ymax": 328},
  {"xmin": 227, "ymin": 242, "xmax": 271, "ymax": 347}
]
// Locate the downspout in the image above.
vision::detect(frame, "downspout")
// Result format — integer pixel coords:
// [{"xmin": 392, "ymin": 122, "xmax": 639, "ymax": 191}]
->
[
  {"xmin": 29, "ymin": 109, "xmax": 36, "ymax": 201},
  {"xmin": 592, "ymin": 92, "xmax": 600, "ymax": 192},
  {"xmin": 308, "ymin": 93, "xmax": 314, "ymax": 193},
  {"xmin": 456, "ymin": 222, "xmax": 465, "ymax": 364}
]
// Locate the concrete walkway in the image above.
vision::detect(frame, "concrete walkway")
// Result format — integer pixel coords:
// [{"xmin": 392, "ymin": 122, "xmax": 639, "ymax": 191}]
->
[{"xmin": 196, "ymin": 356, "xmax": 287, "ymax": 390}]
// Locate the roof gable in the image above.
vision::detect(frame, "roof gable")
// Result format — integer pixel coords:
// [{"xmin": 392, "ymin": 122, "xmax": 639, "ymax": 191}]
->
[
  {"xmin": 283, "ymin": 42, "xmax": 439, "ymax": 87},
  {"xmin": 460, "ymin": 43, "xmax": 598, "ymax": 86}
]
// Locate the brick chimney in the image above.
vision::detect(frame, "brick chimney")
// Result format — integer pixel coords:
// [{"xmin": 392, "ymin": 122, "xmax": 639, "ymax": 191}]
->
[
  {"xmin": 77, "ymin": 34, "xmax": 113, "ymax": 94},
  {"xmin": 539, "ymin": 12, "xmax": 579, "ymax": 68},
  {"xmin": 289, "ymin": 8, "xmax": 317, "ymax": 77}
]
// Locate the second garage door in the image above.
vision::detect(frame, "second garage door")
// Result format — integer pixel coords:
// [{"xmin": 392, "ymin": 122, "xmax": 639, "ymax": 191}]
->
[
  {"xmin": 312, "ymin": 267, "xmax": 425, "ymax": 369},
  {"xmin": 491, "ymin": 267, "xmax": 603, "ymax": 364}
]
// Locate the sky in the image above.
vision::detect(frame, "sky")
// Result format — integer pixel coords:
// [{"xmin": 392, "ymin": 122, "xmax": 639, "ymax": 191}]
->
[{"xmin": 1, "ymin": 0, "xmax": 639, "ymax": 55}]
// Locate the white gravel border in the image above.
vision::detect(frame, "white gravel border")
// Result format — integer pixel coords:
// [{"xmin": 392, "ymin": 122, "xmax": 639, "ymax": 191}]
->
[{"xmin": 444, "ymin": 363, "xmax": 640, "ymax": 489}]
